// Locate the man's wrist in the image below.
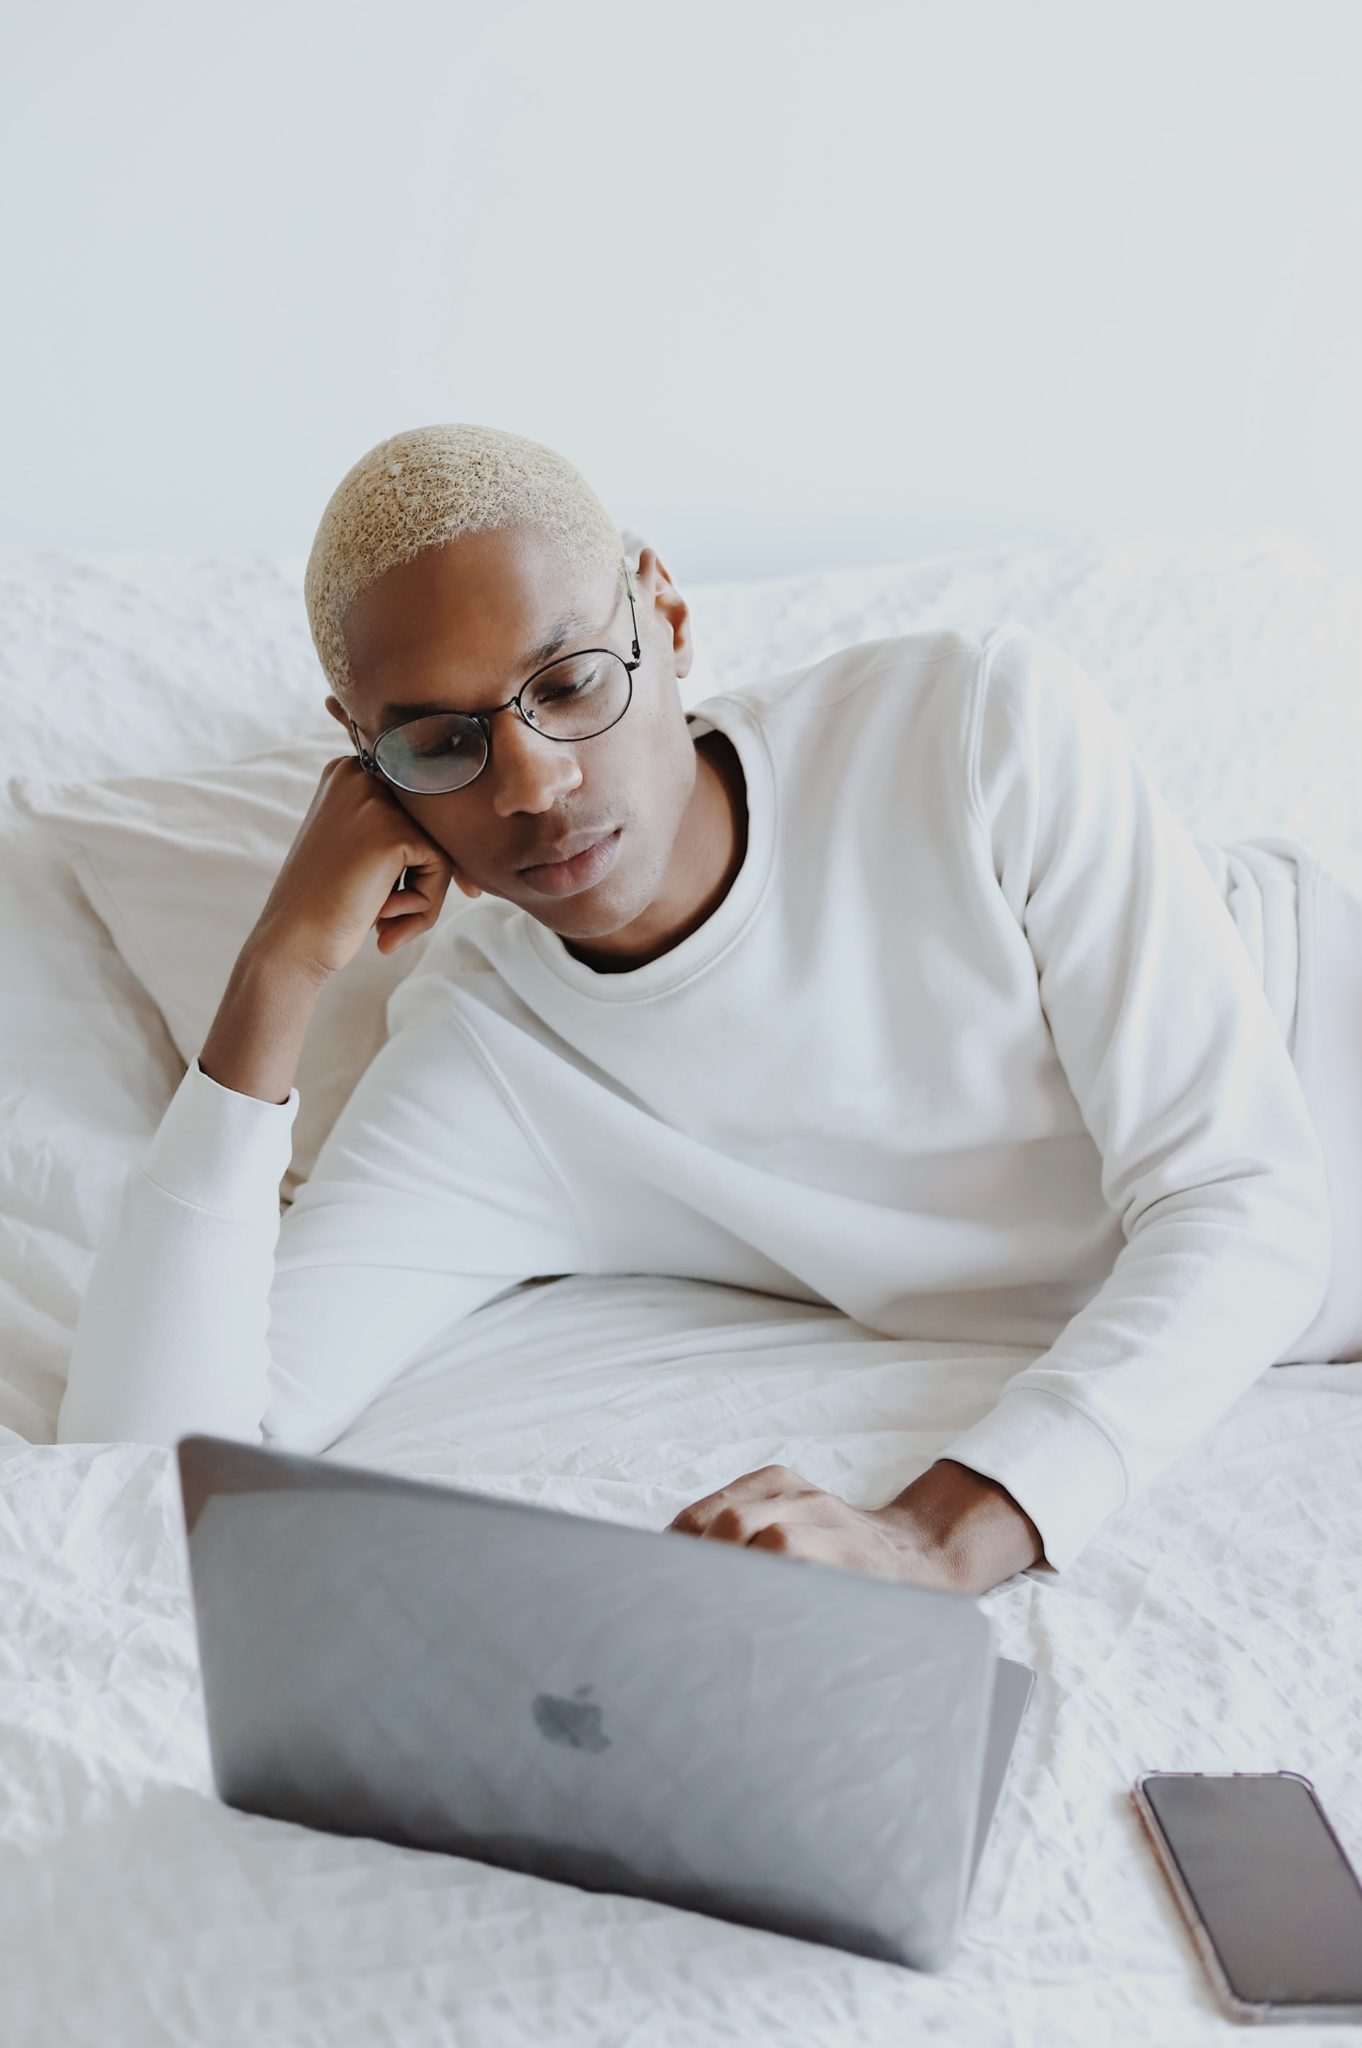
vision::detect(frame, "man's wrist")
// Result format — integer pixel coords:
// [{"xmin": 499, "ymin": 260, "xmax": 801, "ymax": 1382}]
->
[{"xmin": 879, "ymin": 1458, "xmax": 1047, "ymax": 1593}]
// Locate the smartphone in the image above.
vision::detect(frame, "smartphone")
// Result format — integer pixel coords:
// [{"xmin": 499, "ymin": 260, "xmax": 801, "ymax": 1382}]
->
[{"xmin": 1131, "ymin": 1771, "xmax": 1362, "ymax": 2024}]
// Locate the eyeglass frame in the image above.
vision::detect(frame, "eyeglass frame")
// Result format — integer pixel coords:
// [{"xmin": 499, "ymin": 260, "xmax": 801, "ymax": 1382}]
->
[{"xmin": 345, "ymin": 560, "xmax": 642, "ymax": 795}]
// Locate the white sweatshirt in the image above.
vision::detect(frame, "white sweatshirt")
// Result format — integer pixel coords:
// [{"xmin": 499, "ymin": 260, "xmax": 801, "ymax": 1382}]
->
[{"xmin": 56, "ymin": 623, "xmax": 1333, "ymax": 1574}]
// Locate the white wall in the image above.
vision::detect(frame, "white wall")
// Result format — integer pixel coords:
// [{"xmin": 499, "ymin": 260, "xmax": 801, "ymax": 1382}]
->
[{"xmin": 3, "ymin": 0, "xmax": 1360, "ymax": 580}]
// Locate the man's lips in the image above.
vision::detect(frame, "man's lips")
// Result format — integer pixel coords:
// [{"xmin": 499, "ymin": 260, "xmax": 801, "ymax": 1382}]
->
[
  {"xmin": 519, "ymin": 826, "xmax": 618, "ymax": 871},
  {"xmin": 518, "ymin": 826, "xmax": 624, "ymax": 897}
]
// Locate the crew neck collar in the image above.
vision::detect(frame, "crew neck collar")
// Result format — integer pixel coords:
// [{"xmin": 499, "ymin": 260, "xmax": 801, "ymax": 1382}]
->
[{"xmin": 521, "ymin": 693, "xmax": 775, "ymax": 1001}]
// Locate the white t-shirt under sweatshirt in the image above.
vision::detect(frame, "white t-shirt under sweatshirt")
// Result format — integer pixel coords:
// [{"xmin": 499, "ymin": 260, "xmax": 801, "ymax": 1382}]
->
[{"xmin": 56, "ymin": 623, "xmax": 1335, "ymax": 1575}]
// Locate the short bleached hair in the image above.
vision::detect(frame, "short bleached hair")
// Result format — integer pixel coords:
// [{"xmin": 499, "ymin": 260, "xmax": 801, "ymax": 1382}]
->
[{"xmin": 304, "ymin": 422, "xmax": 630, "ymax": 705}]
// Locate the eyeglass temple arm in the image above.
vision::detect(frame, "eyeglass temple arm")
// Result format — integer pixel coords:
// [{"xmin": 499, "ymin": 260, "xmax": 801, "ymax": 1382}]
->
[
  {"xmin": 625, "ymin": 556, "xmax": 641, "ymax": 661},
  {"xmin": 347, "ymin": 714, "xmax": 379, "ymax": 775}
]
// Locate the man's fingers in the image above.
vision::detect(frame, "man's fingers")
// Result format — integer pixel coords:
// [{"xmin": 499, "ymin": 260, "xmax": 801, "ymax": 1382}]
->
[
  {"xmin": 670, "ymin": 1478, "xmax": 828, "ymax": 1542},
  {"xmin": 380, "ymin": 861, "xmax": 450, "ymax": 920},
  {"xmin": 375, "ymin": 860, "xmax": 457, "ymax": 948},
  {"xmin": 667, "ymin": 1464, "xmax": 813, "ymax": 1535},
  {"xmin": 712, "ymin": 1493, "xmax": 836, "ymax": 1543}
]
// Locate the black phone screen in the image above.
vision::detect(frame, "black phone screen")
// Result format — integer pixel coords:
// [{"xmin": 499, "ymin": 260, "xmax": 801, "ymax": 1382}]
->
[{"xmin": 1141, "ymin": 1773, "xmax": 1362, "ymax": 2009}]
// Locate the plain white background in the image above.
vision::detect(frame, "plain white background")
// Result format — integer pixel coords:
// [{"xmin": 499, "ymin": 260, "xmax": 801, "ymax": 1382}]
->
[{"xmin": 2, "ymin": 0, "xmax": 1360, "ymax": 580}]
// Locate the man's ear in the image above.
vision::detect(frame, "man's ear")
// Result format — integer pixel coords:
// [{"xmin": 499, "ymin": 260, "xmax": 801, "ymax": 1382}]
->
[
  {"xmin": 637, "ymin": 548, "xmax": 693, "ymax": 686},
  {"xmin": 324, "ymin": 695, "xmax": 350, "ymax": 729}
]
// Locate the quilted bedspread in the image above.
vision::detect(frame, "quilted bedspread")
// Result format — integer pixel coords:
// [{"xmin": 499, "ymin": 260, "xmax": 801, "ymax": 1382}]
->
[{"xmin": 2, "ymin": 535, "xmax": 1360, "ymax": 2045}]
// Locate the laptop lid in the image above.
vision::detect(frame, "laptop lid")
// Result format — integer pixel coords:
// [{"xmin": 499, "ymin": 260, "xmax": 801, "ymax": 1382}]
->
[{"xmin": 177, "ymin": 1435, "xmax": 1029, "ymax": 1973}]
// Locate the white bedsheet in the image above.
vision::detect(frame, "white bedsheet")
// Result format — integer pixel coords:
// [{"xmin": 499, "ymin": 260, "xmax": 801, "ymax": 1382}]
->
[{"xmin": 3, "ymin": 538, "xmax": 1362, "ymax": 2044}]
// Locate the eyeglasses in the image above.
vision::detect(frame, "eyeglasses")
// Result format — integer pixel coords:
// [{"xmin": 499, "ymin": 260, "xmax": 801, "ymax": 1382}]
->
[{"xmin": 347, "ymin": 561, "xmax": 642, "ymax": 795}]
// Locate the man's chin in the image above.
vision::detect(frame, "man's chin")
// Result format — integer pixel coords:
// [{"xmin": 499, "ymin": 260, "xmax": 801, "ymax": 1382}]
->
[{"xmin": 539, "ymin": 880, "xmax": 651, "ymax": 940}]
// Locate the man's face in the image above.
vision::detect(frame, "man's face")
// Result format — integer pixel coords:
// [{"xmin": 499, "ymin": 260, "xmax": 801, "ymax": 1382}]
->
[{"xmin": 325, "ymin": 523, "xmax": 701, "ymax": 942}]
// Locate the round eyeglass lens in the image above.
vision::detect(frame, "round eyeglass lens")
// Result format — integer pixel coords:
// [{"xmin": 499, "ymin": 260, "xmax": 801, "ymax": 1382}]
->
[{"xmin": 374, "ymin": 651, "xmax": 632, "ymax": 793}]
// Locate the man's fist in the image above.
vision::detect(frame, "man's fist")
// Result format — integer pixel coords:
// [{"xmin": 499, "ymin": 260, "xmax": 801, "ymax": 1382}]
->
[
  {"xmin": 666, "ymin": 1463, "xmax": 963, "ymax": 1589},
  {"xmin": 666, "ymin": 1458, "xmax": 1045, "ymax": 1593}
]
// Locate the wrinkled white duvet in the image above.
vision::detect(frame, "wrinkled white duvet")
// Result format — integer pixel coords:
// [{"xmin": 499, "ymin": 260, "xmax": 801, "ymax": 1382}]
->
[{"xmin": 2, "ymin": 538, "xmax": 1361, "ymax": 2046}]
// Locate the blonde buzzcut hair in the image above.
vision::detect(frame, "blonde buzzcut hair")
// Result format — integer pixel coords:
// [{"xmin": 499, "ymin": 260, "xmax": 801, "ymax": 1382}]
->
[{"xmin": 304, "ymin": 422, "xmax": 629, "ymax": 704}]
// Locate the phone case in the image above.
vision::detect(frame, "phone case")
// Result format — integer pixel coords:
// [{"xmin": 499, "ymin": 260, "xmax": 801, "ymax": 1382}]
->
[{"xmin": 1130, "ymin": 1770, "xmax": 1362, "ymax": 2026}]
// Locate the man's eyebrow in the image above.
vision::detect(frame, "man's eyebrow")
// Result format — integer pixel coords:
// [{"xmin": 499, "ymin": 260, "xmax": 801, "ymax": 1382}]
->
[{"xmin": 376, "ymin": 611, "xmax": 590, "ymax": 726}]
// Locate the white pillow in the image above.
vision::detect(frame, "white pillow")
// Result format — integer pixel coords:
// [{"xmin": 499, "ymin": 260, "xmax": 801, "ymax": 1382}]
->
[
  {"xmin": 8, "ymin": 727, "xmax": 436, "ymax": 1206},
  {"xmin": 8, "ymin": 637, "xmax": 723, "ymax": 1206}
]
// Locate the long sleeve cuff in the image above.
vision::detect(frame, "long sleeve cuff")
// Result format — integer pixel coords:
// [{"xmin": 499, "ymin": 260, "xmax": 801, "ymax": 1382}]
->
[
  {"xmin": 937, "ymin": 1386, "xmax": 1130, "ymax": 1575},
  {"xmin": 140, "ymin": 1056, "xmax": 301, "ymax": 1221}
]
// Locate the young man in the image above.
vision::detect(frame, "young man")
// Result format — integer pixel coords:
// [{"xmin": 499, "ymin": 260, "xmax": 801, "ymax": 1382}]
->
[{"xmin": 57, "ymin": 424, "xmax": 1361, "ymax": 1593}]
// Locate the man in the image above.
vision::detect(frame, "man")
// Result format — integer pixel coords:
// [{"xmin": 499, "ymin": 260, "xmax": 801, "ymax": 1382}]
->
[{"xmin": 58, "ymin": 423, "xmax": 1345, "ymax": 1595}]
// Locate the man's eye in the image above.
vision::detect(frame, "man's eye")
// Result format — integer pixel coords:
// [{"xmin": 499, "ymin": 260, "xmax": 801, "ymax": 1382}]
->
[{"xmin": 408, "ymin": 723, "xmax": 473, "ymax": 758}]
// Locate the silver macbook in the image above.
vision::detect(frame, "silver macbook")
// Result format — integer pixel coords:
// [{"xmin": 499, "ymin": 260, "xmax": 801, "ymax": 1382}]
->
[{"xmin": 176, "ymin": 1434, "xmax": 1035, "ymax": 1973}]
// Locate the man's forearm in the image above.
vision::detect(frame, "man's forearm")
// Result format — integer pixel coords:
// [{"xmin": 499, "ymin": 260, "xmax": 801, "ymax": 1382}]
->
[
  {"xmin": 882, "ymin": 1458, "xmax": 1047, "ymax": 1592},
  {"xmin": 199, "ymin": 942, "xmax": 328, "ymax": 1105}
]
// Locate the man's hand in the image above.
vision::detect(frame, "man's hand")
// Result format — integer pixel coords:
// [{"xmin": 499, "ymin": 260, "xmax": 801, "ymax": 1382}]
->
[{"xmin": 666, "ymin": 1459, "xmax": 1047, "ymax": 1595}]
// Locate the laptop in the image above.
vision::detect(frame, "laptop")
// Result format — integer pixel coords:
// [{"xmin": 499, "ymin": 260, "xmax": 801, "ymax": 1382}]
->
[{"xmin": 176, "ymin": 1434, "xmax": 1036, "ymax": 1974}]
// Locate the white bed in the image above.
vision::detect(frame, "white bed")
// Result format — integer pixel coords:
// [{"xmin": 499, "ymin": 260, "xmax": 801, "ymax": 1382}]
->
[{"xmin": 2, "ymin": 536, "xmax": 1361, "ymax": 2046}]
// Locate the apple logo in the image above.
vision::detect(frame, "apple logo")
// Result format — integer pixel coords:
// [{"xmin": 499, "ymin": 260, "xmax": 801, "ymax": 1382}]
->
[{"xmin": 532, "ymin": 1683, "xmax": 612, "ymax": 1753}]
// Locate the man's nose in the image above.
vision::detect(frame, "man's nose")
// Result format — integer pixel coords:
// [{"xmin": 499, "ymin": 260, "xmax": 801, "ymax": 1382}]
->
[{"xmin": 488, "ymin": 708, "xmax": 583, "ymax": 814}]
